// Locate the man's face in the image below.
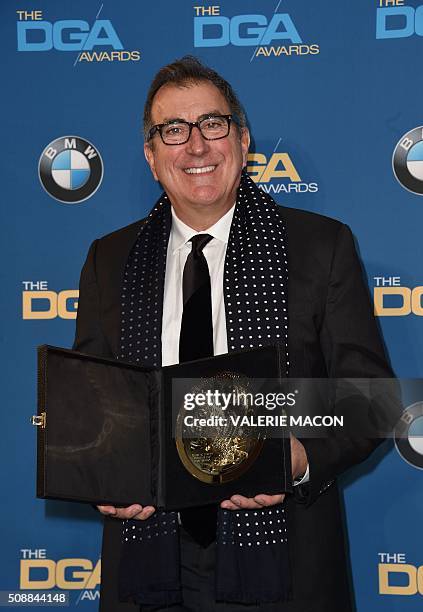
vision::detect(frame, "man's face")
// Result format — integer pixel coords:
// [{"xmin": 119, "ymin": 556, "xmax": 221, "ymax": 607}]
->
[{"xmin": 144, "ymin": 81, "xmax": 249, "ymax": 216}]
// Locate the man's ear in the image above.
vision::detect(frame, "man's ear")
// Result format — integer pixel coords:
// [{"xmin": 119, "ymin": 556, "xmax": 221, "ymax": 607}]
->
[
  {"xmin": 240, "ymin": 127, "xmax": 250, "ymax": 168},
  {"xmin": 144, "ymin": 142, "xmax": 159, "ymax": 181}
]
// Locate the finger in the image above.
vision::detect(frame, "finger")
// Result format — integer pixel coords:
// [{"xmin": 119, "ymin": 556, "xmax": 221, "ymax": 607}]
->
[
  {"xmin": 133, "ymin": 506, "xmax": 156, "ymax": 520},
  {"xmin": 230, "ymin": 495, "xmax": 263, "ymax": 510},
  {"xmin": 253, "ymin": 494, "xmax": 285, "ymax": 507},
  {"xmin": 97, "ymin": 505, "xmax": 117, "ymax": 516},
  {"xmin": 220, "ymin": 500, "xmax": 240, "ymax": 510},
  {"xmin": 221, "ymin": 494, "xmax": 286, "ymax": 511},
  {"xmin": 114, "ymin": 504, "xmax": 143, "ymax": 520}
]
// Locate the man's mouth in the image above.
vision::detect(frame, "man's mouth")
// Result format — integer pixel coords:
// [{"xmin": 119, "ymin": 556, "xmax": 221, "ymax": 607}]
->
[{"xmin": 184, "ymin": 165, "xmax": 216, "ymax": 175}]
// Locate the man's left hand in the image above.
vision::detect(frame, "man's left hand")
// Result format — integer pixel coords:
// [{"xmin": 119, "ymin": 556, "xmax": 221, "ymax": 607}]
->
[
  {"xmin": 220, "ymin": 434, "xmax": 308, "ymax": 510},
  {"xmin": 220, "ymin": 493, "xmax": 285, "ymax": 510}
]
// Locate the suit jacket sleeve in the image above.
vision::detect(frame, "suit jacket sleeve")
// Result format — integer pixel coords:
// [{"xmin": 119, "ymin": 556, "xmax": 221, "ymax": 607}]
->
[{"xmin": 297, "ymin": 223, "xmax": 396, "ymax": 506}]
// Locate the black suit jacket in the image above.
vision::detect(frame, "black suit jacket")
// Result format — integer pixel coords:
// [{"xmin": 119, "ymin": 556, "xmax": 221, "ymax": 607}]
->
[{"xmin": 74, "ymin": 205, "xmax": 393, "ymax": 611}]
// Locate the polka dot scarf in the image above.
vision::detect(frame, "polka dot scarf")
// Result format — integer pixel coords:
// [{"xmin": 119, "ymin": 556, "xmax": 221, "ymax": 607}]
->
[{"xmin": 118, "ymin": 172, "xmax": 291, "ymax": 605}]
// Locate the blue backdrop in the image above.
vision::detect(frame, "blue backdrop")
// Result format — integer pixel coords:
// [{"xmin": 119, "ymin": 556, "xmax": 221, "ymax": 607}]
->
[{"xmin": 1, "ymin": 0, "xmax": 423, "ymax": 609}]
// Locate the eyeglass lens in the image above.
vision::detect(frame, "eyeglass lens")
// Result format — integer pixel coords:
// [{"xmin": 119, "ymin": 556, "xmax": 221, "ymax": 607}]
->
[{"xmin": 161, "ymin": 116, "xmax": 229, "ymax": 144}]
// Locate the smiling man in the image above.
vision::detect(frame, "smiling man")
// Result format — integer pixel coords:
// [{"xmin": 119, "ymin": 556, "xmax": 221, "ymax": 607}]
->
[{"xmin": 74, "ymin": 56, "xmax": 393, "ymax": 611}]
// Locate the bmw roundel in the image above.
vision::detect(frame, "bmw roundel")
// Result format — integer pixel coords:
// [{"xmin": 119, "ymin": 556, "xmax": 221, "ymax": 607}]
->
[
  {"xmin": 393, "ymin": 126, "xmax": 423, "ymax": 196},
  {"xmin": 395, "ymin": 401, "xmax": 423, "ymax": 470},
  {"xmin": 38, "ymin": 136, "xmax": 103, "ymax": 203}
]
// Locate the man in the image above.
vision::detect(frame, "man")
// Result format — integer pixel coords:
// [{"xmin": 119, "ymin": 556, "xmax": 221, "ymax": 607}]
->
[{"xmin": 74, "ymin": 57, "xmax": 393, "ymax": 611}]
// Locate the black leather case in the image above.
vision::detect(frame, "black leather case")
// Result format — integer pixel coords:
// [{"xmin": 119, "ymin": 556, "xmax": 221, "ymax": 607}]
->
[{"xmin": 35, "ymin": 345, "xmax": 292, "ymax": 510}]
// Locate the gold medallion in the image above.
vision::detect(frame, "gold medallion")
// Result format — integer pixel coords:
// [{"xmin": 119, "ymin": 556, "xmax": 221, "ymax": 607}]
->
[{"xmin": 175, "ymin": 372, "xmax": 264, "ymax": 484}]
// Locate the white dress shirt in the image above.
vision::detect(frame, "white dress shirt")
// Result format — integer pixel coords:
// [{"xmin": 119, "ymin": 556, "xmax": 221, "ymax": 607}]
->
[
  {"xmin": 161, "ymin": 204, "xmax": 309, "ymax": 485},
  {"xmin": 161, "ymin": 205, "xmax": 235, "ymax": 367}
]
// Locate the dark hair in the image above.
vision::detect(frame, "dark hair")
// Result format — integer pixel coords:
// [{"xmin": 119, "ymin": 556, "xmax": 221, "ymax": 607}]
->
[{"xmin": 143, "ymin": 55, "xmax": 247, "ymax": 140}]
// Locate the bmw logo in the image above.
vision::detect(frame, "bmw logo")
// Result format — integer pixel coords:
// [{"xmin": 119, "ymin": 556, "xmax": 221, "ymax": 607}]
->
[
  {"xmin": 393, "ymin": 126, "xmax": 423, "ymax": 196},
  {"xmin": 395, "ymin": 402, "xmax": 423, "ymax": 469},
  {"xmin": 38, "ymin": 136, "xmax": 103, "ymax": 204}
]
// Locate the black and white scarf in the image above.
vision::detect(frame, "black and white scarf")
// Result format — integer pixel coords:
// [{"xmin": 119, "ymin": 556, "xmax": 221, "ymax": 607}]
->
[{"xmin": 118, "ymin": 173, "xmax": 291, "ymax": 606}]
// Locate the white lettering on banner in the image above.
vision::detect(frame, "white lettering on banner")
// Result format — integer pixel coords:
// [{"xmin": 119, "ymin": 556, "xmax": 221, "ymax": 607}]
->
[
  {"xmin": 20, "ymin": 550, "xmax": 47, "ymax": 559},
  {"xmin": 44, "ymin": 147, "xmax": 56, "ymax": 160},
  {"xmin": 84, "ymin": 145, "xmax": 97, "ymax": 159},
  {"xmin": 400, "ymin": 137, "xmax": 414, "ymax": 152}
]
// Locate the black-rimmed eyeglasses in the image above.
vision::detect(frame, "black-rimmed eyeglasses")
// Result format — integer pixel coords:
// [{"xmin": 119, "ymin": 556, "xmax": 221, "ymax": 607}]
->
[{"xmin": 147, "ymin": 114, "xmax": 235, "ymax": 145}]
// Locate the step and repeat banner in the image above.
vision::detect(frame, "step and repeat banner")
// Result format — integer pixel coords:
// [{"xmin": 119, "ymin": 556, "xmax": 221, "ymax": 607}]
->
[{"xmin": 1, "ymin": 0, "xmax": 423, "ymax": 609}]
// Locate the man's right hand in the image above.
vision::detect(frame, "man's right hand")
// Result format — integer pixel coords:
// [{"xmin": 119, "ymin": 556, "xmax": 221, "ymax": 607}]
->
[{"xmin": 97, "ymin": 504, "xmax": 156, "ymax": 520}]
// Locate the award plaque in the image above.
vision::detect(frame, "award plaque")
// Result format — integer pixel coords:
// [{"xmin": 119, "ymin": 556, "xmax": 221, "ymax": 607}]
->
[{"xmin": 34, "ymin": 345, "xmax": 292, "ymax": 510}]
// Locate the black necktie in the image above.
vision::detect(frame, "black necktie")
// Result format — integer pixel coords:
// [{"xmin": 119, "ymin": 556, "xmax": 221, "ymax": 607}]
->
[
  {"xmin": 179, "ymin": 234, "xmax": 217, "ymax": 547},
  {"xmin": 179, "ymin": 234, "xmax": 214, "ymax": 362}
]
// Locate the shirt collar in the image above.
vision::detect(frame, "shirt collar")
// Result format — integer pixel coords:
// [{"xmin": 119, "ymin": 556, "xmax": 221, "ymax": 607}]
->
[{"xmin": 169, "ymin": 204, "xmax": 235, "ymax": 254}]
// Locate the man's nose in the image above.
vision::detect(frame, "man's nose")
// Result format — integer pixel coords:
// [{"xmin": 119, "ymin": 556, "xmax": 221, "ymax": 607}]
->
[{"xmin": 186, "ymin": 125, "xmax": 209, "ymax": 155}]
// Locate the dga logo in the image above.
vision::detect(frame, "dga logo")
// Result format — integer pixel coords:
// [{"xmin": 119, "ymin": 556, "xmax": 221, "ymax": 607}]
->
[
  {"xmin": 395, "ymin": 402, "xmax": 423, "ymax": 469},
  {"xmin": 378, "ymin": 553, "xmax": 423, "ymax": 596},
  {"xmin": 20, "ymin": 549, "xmax": 100, "ymax": 604},
  {"xmin": 22, "ymin": 282, "xmax": 78, "ymax": 320},
  {"xmin": 393, "ymin": 127, "xmax": 423, "ymax": 195},
  {"xmin": 247, "ymin": 140, "xmax": 318, "ymax": 195},
  {"xmin": 373, "ymin": 276, "xmax": 423, "ymax": 317},
  {"xmin": 16, "ymin": 9, "xmax": 140, "ymax": 62},
  {"xmin": 376, "ymin": 2, "xmax": 423, "ymax": 40},
  {"xmin": 39, "ymin": 136, "xmax": 103, "ymax": 204},
  {"xmin": 193, "ymin": 5, "xmax": 319, "ymax": 58}
]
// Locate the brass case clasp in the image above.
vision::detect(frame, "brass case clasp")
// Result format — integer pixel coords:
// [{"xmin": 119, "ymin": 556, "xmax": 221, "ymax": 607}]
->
[{"xmin": 31, "ymin": 412, "xmax": 46, "ymax": 428}]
